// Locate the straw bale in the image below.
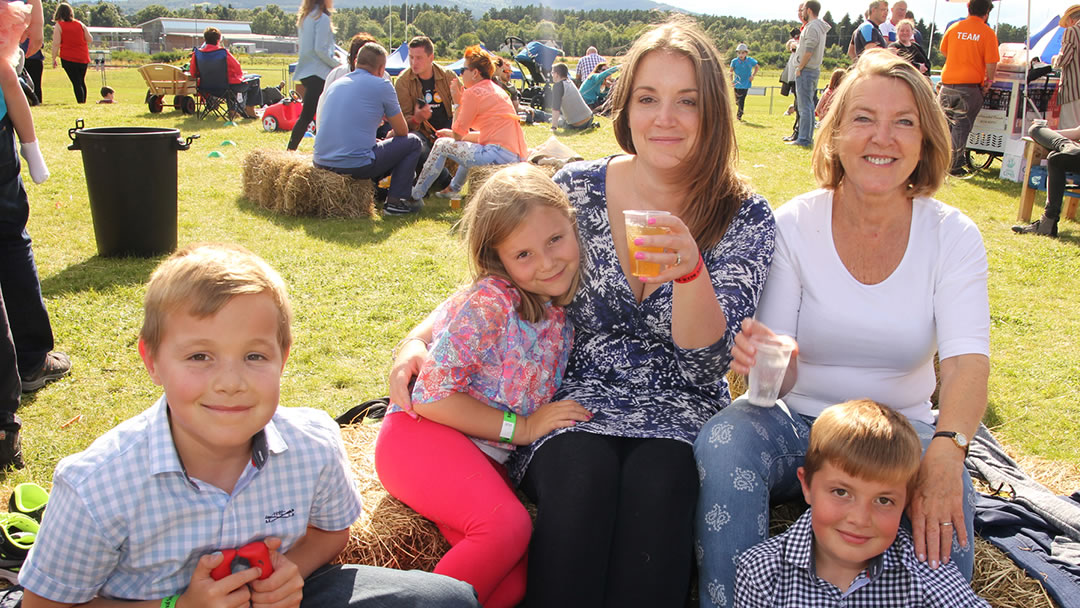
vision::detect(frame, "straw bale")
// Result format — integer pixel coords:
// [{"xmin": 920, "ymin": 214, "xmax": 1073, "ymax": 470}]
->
[
  {"xmin": 464, "ymin": 163, "xmax": 559, "ymax": 203},
  {"xmin": 338, "ymin": 423, "xmax": 449, "ymax": 571},
  {"xmin": 283, "ymin": 165, "xmax": 375, "ymax": 219},
  {"xmin": 241, "ymin": 149, "xmax": 375, "ymax": 218},
  {"xmin": 338, "ymin": 421, "xmax": 1062, "ymax": 608}
]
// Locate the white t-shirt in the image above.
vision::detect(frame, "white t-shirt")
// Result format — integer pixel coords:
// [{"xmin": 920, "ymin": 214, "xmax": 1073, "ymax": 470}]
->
[
  {"xmin": 880, "ymin": 20, "xmax": 897, "ymax": 43},
  {"xmin": 756, "ymin": 189, "xmax": 990, "ymax": 424}
]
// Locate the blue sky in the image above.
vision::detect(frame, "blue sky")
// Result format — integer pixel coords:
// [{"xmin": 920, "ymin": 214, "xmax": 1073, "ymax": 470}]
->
[{"xmin": 661, "ymin": 0, "xmax": 1059, "ymax": 30}]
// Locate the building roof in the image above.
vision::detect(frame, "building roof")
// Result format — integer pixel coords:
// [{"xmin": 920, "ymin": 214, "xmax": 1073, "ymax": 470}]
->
[
  {"xmin": 136, "ymin": 17, "xmax": 252, "ymax": 35},
  {"xmin": 88, "ymin": 27, "xmax": 142, "ymax": 35}
]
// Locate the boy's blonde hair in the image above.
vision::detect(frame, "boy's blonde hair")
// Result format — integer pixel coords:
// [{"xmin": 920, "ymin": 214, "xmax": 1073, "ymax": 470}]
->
[
  {"xmin": 804, "ymin": 399, "xmax": 922, "ymax": 494},
  {"xmin": 140, "ymin": 243, "xmax": 293, "ymax": 355},
  {"xmin": 460, "ymin": 163, "xmax": 581, "ymax": 324}
]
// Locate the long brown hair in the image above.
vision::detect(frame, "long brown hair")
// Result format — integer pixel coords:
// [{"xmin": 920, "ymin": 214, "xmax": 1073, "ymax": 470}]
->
[
  {"xmin": 610, "ymin": 15, "xmax": 749, "ymax": 250},
  {"xmin": 297, "ymin": 0, "xmax": 332, "ymax": 27}
]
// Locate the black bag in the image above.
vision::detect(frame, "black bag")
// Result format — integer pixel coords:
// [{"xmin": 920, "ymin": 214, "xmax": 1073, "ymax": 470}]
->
[
  {"xmin": 780, "ymin": 80, "xmax": 793, "ymax": 97},
  {"xmin": 336, "ymin": 397, "xmax": 390, "ymax": 426}
]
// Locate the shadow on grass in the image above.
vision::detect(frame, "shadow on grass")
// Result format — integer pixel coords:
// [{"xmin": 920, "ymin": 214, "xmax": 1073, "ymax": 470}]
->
[
  {"xmin": 40, "ymin": 255, "xmax": 160, "ymax": 297},
  {"xmin": 738, "ymin": 121, "xmax": 768, "ymax": 129},
  {"xmin": 235, "ymin": 195, "xmax": 461, "ymax": 248}
]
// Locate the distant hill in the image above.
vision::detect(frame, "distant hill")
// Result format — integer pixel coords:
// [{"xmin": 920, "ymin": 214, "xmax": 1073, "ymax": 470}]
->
[{"xmin": 84, "ymin": 0, "xmax": 687, "ymax": 18}]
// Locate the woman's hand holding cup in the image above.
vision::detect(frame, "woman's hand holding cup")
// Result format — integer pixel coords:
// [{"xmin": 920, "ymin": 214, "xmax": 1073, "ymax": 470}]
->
[{"xmin": 625, "ymin": 210, "xmax": 700, "ymax": 284}]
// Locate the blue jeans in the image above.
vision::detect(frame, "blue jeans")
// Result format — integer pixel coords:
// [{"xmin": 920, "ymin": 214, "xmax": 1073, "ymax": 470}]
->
[
  {"xmin": 411, "ymin": 140, "xmax": 520, "ymax": 199},
  {"xmin": 692, "ymin": 397, "xmax": 976, "ymax": 608},
  {"xmin": 316, "ymin": 133, "xmax": 423, "ymax": 200},
  {"xmin": 794, "ymin": 68, "xmax": 819, "ymax": 146},
  {"xmin": 0, "ymin": 116, "xmax": 53, "ymax": 378},
  {"xmin": 301, "ymin": 563, "xmax": 479, "ymax": 608}
]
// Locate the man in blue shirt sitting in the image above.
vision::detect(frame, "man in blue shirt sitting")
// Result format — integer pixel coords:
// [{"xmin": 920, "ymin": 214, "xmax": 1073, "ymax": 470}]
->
[{"xmin": 314, "ymin": 43, "xmax": 424, "ymax": 216}]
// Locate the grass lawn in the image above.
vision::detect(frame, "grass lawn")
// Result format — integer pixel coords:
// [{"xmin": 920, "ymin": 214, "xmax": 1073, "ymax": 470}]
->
[{"xmin": 5, "ymin": 60, "xmax": 1078, "ymax": 500}]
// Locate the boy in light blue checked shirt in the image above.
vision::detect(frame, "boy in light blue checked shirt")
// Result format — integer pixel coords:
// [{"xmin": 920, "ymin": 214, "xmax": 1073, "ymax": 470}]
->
[{"xmin": 18, "ymin": 243, "xmax": 478, "ymax": 608}]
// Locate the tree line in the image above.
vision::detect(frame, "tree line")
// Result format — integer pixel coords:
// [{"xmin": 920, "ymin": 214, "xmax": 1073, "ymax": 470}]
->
[{"xmin": 68, "ymin": 0, "xmax": 1025, "ymax": 68}]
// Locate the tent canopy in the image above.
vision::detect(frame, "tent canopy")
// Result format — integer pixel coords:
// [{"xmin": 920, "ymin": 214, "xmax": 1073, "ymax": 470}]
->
[
  {"xmin": 1029, "ymin": 14, "xmax": 1064, "ymax": 64},
  {"xmin": 385, "ymin": 42, "xmax": 409, "ymax": 76}
]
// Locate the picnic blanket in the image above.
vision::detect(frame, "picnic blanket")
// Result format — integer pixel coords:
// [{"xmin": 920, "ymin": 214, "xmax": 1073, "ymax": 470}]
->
[{"xmin": 967, "ymin": 425, "xmax": 1080, "ymax": 608}]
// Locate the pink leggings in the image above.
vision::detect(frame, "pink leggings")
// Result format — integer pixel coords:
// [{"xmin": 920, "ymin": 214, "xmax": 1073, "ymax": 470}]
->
[{"xmin": 374, "ymin": 412, "xmax": 530, "ymax": 608}]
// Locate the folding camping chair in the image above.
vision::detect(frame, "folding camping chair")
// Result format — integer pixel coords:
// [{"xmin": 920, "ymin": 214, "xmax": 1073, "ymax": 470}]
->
[{"xmin": 191, "ymin": 47, "xmax": 245, "ymax": 121}]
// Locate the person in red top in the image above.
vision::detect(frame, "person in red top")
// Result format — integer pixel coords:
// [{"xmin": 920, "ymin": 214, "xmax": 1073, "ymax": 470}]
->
[
  {"xmin": 938, "ymin": 0, "xmax": 999, "ymax": 175},
  {"xmin": 189, "ymin": 27, "xmax": 261, "ymax": 118},
  {"xmin": 49, "ymin": 2, "xmax": 90, "ymax": 103}
]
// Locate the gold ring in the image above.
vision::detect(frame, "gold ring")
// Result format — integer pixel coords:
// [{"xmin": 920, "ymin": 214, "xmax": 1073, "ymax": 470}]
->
[
  {"xmin": 940, "ymin": 522, "xmax": 953, "ymax": 526},
  {"xmin": 675, "ymin": 251, "xmax": 682, "ymax": 266}
]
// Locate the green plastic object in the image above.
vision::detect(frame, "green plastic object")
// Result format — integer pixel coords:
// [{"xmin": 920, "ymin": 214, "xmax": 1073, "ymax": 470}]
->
[
  {"xmin": 224, "ymin": 121, "xmax": 237, "ymax": 127},
  {"xmin": 207, "ymin": 150, "xmax": 224, "ymax": 158},
  {"xmin": 220, "ymin": 140, "xmax": 237, "ymax": 147}
]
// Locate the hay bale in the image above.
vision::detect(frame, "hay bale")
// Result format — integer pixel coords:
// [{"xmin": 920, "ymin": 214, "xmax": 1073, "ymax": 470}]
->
[
  {"xmin": 241, "ymin": 149, "xmax": 375, "ymax": 218},
  {"xmin": 464, "ymin": 163, "xmax": 559, "ymax": 203},
  {"xmin": 284, "ymin": 165, "xmax": 375, "ymax": 218},
  {"xmin": 339, "ymin": 422, "xmax": 1061, "ymax": 608},
  {"xmin": 339, "ymin": 423, "xmax": 449, "ymax": 571}
]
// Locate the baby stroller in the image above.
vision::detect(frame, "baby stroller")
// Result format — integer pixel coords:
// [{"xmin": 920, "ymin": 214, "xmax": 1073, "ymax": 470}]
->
[{"xmin": 504, "ymin": 36, "xmax": 561, "ymax": 112}]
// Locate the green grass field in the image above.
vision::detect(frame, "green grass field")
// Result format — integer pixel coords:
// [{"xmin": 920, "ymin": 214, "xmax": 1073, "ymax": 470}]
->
[{"xmin": 5, "ymin": 59, "xmax": 1078, "ymax": 499}]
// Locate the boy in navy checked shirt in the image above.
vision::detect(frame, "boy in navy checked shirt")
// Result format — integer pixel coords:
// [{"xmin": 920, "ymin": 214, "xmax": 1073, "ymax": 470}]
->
[
  {"xmin": 734, "ymin": 399, "xmax": 989, "ymax": 607},
  {"xmin": 18, "ymin": 244, "xmax": 478, "ymax": 608}
]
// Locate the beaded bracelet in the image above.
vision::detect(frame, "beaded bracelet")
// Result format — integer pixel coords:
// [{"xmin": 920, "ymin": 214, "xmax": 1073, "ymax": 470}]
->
[
  {"xmin": 391, "ymin": 336, "xmax": 429, "ymax": 361},
  {"xmin": 160, "ymin": 595, "xmax": 179, "ymax": 608},
  {"xmin": 674, "ymin": 255, "xmax": 705, "ymax": 284}
]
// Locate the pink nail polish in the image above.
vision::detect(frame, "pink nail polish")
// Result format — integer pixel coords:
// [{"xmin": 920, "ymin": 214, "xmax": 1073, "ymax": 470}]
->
[
  {"xmin": 634, "ymin": 237, "xmax": 644, "ymax": 245},
  {"xmin": 647, "ymin": 217, "xmax": 656, "ymax": 225},
  {"xmin": 634, "ymin": 252, "xmax": 645, "ymax": 260}
]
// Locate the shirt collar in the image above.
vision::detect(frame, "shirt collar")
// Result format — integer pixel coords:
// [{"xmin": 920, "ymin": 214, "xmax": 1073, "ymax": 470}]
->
[
  {"xmin": 783, "ymin": 508, "xmax": 888, "ymax": 581},
  {"xmin": 148, "ymin": 396, "xmax": 288, "ymax": 481}
]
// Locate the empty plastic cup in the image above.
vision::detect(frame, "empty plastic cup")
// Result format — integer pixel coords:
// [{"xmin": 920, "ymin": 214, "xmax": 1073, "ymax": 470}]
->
[{"xmin": 747, "ymin": 335, "xmax": 795, "ymax": 407}]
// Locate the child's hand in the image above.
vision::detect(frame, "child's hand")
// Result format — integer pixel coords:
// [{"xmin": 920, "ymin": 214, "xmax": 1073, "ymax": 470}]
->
[
  {"xmin": 515, "ymin": 400, "xmax": 592, "ymax": 445},
  {"xmin": 249, "ymin": 537, "xmax": 304, "ymax": 608},
  {"xmin": 181, "ymin": 551, "xmax": 262, "ymax": 608},
  {"xmin": 389, "ymin": 339, "xmax": 429, "ymax": 417}
]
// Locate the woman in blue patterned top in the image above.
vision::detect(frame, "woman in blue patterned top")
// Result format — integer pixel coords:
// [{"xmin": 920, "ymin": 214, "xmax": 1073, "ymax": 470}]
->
[{"xmin": 390, "ymin": 16, "xmax": 775, "ymax": 607}]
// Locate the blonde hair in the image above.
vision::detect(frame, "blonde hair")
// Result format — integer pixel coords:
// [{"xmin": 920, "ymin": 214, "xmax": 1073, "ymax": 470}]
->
[
  {"xmin": 461, "ymin": 164, "xmax": 581, "ymax": 323},
  {"xmin": 610, "ymin": 15, "xmax": 750, "ymax": 250},
  {"xmin": 812, "ymin": 48, "xmax": 951, "ymax": 199},
  {"xmin": 896, "ymin": 18, "xmax": 916, "ymax": 34},
  {"xmin": 804, "ymin": 399, "xmax": 922, "ymax": 494},
  {"xmin": 297, "ymin": 0, "xmax": 333, "ymax": 27},
  {"xmin": 140, "ymin": 243, "xmax": 292, "ymax": 355}
]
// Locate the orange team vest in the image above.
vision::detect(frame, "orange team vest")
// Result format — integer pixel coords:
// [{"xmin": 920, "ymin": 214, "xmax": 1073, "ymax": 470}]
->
[{"xmin": 940, "ymin": 16, "xmax": 999, "ymax": 85}]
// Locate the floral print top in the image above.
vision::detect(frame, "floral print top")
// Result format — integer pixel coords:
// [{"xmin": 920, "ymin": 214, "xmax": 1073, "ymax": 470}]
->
[
  {"xmin": 398, "ymin": 276, "xmax": 573, "ymax": 455},
  {"xmin": 508, "ymin": 157, "xmax": 776, "ymax": 483}
]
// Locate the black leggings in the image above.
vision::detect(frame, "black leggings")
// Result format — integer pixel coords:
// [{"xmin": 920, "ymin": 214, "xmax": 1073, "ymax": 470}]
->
[
  {"xmin": 287, "ymin": 75, "xmax": 323, "ymax": 150},
  {"xmin": 24, "ymin": 58, "xmax": 42, "ymax": 104},
  {"xmin": 61, "ymin": 59, "xmax": 87, "ymax": 103},
  {"xmin": 521, "ymin": 432, "xmax": 698, "ymax": 608}
]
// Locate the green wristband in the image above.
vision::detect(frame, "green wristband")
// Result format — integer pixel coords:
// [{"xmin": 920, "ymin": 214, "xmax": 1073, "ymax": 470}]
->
[
  {"xmin": 499, "ymin": 410, "xmax": 516, "ymax": 443},
  {"xmin": 161, "ymin": 595, "xmax": 179, "ymax": 608}
]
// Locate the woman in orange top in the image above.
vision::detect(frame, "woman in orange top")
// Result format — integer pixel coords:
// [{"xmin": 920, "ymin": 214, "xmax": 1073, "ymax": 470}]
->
[
  {"xmin": 411, "ymin": 45, "xmax": 527, "ymax": 200},
  {"xmin": 50, "ymin": 2, "xmax": 91, "ymax": 103}
]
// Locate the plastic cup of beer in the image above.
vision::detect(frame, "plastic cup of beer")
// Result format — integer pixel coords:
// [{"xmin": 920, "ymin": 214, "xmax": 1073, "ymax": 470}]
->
[
  {"xmin": 747, "ymin": 335, "xmax": 795, "ymax": 407},
  {"xmin": 624, "ymin": 210, "xmax": 671, "ymax": 277}
]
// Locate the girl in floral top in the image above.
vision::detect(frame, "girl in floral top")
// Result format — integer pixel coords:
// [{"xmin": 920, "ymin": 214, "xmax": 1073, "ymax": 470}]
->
[{"xmin": 375, "ymin": 163, "xmax": 591, "ymax": 608}]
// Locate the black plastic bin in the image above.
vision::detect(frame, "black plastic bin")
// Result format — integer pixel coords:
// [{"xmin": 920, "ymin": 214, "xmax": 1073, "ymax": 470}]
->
[{"xmin": 68, "ymin": 119, "xmax": 198, "ymax": 257}]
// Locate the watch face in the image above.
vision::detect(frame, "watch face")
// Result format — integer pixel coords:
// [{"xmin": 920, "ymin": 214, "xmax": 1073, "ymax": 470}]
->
[{"xmin": 955, "ymin": 433, "xmax": 969, "ymax": 447}]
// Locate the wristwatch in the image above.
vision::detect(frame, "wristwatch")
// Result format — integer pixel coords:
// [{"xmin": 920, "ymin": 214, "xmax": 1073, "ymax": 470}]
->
[{"xmin": 932, "ymin": 431, "xmax": 969, "ymax": 455}]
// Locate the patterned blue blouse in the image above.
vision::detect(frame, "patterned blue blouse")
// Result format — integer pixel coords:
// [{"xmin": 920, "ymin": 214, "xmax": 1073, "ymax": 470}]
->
[{"xmin": 508, "ymin": 156, "xmax": 777, "ymax": 483}]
